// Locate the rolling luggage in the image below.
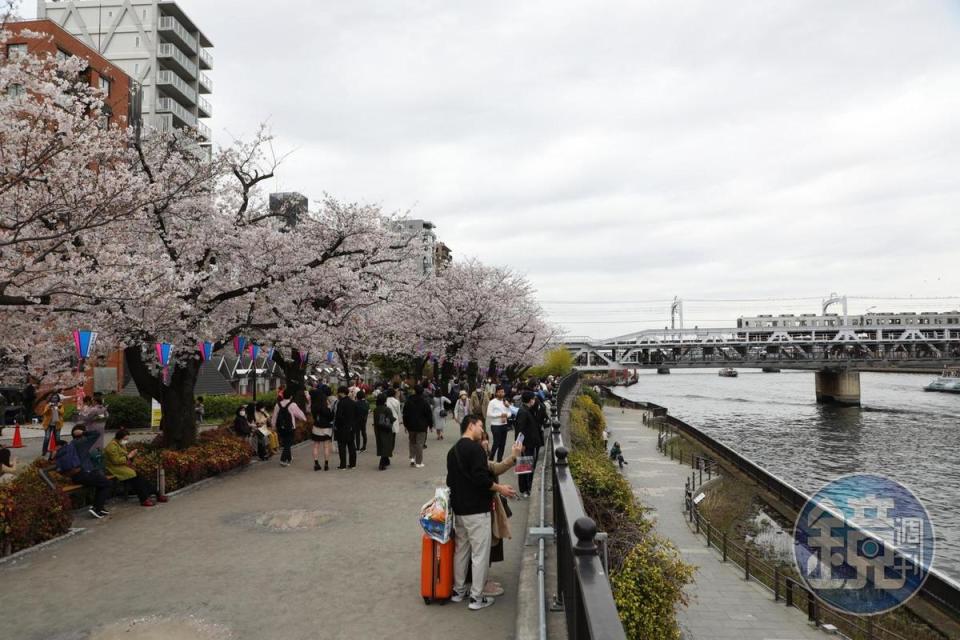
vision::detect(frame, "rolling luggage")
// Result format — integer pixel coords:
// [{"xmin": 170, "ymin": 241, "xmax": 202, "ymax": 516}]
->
[{"xmin": 420, "ymin": 534, "xmax": 454, "ymax": 604}]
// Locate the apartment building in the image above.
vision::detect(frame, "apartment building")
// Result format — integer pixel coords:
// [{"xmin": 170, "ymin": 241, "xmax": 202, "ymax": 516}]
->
[
  {"xmin": 6, "ymin": 19, "xmax": 134, "ymax": 128},
  {"xmin": 37, "ymin": 0, "xmax": 213, "ymax": 147}
]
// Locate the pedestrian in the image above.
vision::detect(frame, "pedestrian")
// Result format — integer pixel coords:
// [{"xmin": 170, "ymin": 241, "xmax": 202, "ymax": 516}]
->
[
  {"xmin": 354, "ymin": 390, "xmax": 369, "ymax": 452},
  {"xmin": 311, "ymin": 389, "xmax": 334, "ymax": 471},
  {"xmin": 334, "ymin": 386, "xmax": 357, "ymax": 469},
  {"xmin": 22, "ymin": 382, "xmax": 36, "ymax": 423},
  {"xmin": 253, "ymin": 401, "xmax": 273, "ymax": 461},
  {"xmin": 195, "ymin": 396, "xmax": 205, "ymax": 424},
  {"xmin": 454, "ymin": 390, "xmax": 470, "ymax": 425},
  {"xmin": 478, "ymin": 431, "xmax": 523, "ymax": 597},
  {"xmin": 433, "ymin": 392, "xmax": 451, "ymax": 441},
  {"xmin": 402, "ymin": 385, "xmax": 433, "ymax": 468},
  {"xmin": 609, "ymin": 442, "xmax": 628, "ymax": 469},
  {"xmin": 80, "ymin": 392, "xmax": 109, "ymax": 452},
  {"xmin": 104, "ymin": 428, "xmax": 168, "ymax": 507},
  {"xmin": 602, "ymin": 428, "xmax": 610, "ymax": 452},
  {"xmin": 485, "ymin": 386, "xmax": 512, "ymax": 462},
  {"xmin": 515, "ymin": 391, "xmax": 543, "ymax": 498},
  {"xmin": 41, "ymin": 394, "xmax": 65, "ymax": 459},
  {"xmin": 272, "ymin": 394, "xmax": 306, "ymax": 467},
  {"xmin": 0, "ymin": 446, "xmax": 17, "ymax": 484},
  {"xmin": 54, "ymin": 425, "xmax": 112, "ymax": 518},
  {"xmin": 447, "ymin": 414, "xmax": 517, "ymax": 610},
  {"xmin": 385, "ymin": 386, "xmax": 403, "ymax": 436},
  {"xmin": 373, "ymin": 394, "xmax": 396, "ymax": 470}
]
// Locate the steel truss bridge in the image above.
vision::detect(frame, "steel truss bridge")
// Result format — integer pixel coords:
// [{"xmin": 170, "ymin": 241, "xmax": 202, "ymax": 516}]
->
[
  {"xmin": 566, "ymin": 325, "xmax": 960, "ymax": 371},
  {"xmin": 564, "ymin": 325, "xmax": 960, "ymax": 405}
]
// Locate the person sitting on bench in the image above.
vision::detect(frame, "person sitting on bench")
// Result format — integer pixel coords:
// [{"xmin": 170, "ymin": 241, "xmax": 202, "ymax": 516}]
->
[
  {"xmin": 104, "ymin": 428, "xmax": 168, "ymax": 507},
  {"xmin": 55, "ymin": 425, "xmax": 112, "ymax": 519}
]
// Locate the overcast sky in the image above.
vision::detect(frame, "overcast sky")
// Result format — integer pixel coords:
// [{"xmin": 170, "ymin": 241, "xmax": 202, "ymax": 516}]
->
[{"xmin": 30, "ymin": 1, "xmax": 960, "ymax": 338}]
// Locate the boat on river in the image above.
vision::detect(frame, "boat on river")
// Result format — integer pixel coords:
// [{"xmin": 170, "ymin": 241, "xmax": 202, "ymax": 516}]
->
[
  {"xmin": 718, "ymin": 368, "xmax": 738, "ymax": 378},
  {"xmin": 924, "ymin": 368, "xmax": 960, "ymax": 393}
]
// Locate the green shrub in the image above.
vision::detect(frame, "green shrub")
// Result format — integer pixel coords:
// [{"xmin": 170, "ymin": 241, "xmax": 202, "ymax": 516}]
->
[
  {"xmin": 104, "ymin": 394, "xmax": 150, "ymax": 429},
  {"xmin": 200, "ymin": 392, "xmax": 279, "ymax": 422},
  {"xmin": 581, "ymin": 386, "xmax": 603, "ymax": 409},
  {"xmin": 527, "ymin": 347, "xmax": 575, "ymax": 379}
]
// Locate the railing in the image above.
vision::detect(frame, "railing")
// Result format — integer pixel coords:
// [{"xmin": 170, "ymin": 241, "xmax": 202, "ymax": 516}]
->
[
  {"xmin": 199, "ymin": 47, "xmax": 213, "ymax": 70},
  {"xmin": 158, "ymin": 42, "xmax": 197, "ymax": 79},
  {"xmin": 156, "ymin": 69, "xmax": 196, "ymax": 103},
  {"xmin": 198, "ymin": 96, "xmax": 212, "ymax": 117},
  {"xmin": 609, "ymin": 386, "xmax": 960, "ymax": 636},
  {"xmin": 198, "ymin": 72, "xmax": 213, "ymax": 94},
  {"xmin": 550, "ymin": 372, "xmax": 628, "ymax": 640},
  {"xmin": 158, "ymin": 15, "xmax": 198, "ymax": 54},
  {"xmin": 156, "ymin": 97, "xmax": 196, "ymax": 127}
]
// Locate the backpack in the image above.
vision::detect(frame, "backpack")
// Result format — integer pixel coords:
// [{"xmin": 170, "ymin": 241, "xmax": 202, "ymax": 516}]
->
[
  {"xmin": 276, "ymin": 400, "xmax": 294, "ymax": 433},
  {"xmin": 375, "ymin": 407, "xmax": 394, "ymax": 431}
]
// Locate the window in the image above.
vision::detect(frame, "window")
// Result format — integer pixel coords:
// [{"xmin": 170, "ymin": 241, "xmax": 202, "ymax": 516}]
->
[
  {"xmin": 99, "ymin": 76, "xmax": 111, "ymax": 96},
  {"xmin": 56, "ymin": 48, "xmax": 70, "ymax": 62},
  {"xmin": 135, "ymin": 36, "xmax": 140, "ymax": 48},
  {"xmin": 7, "ymin": 43, "xmax": 27, "ymax": 58},
  {"xmin": 6, "ymin": 83, "xmax": 25, "ymax": 98}
]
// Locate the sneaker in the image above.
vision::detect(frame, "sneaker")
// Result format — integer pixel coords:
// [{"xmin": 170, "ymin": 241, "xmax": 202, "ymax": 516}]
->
[
  {"xmin": 410, "ymin": 461, "xmax": 416, "ymax": 467},
  {"xmin": 337, "ymin": 465, "xmax": 346, "ymax": 470},
  {"xmin": 415, "ymin": 463, "xmax": 426, "ymax": 469},
  {"xmin": 156, "ymin": 495, "xmax": 169, "ymax": 503},
  {"xmin": 409, "ymin": 458, "xmax": 415, "ymax": 464},
  {"xmin": 279, "ymin": 461, "xmax": 289, "ymax": 467},
  {"xmin": 482, "ymin": 581, "xmax": 505, "ymax": 597},
  {"xmin": 89, "ymin": 507, "xmax": 105, "ymax": 519},
  {"xmin": 450, "ymin": 591, "xmax": 466, "ymax": 603},
  {"xmin": 141, "ymin": 499, "xmax": 156, "ymax": 507},
  {"xmin": 99, "ymin": 507, "xmax": 111, "ymax": 514},
  {"xmin": 468, "ymin": 596, "xmax": 495, "ymax": 610}
]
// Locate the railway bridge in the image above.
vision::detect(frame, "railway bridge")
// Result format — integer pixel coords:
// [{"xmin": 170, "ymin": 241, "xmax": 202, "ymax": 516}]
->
[{"xmin": 564, "ymin": 324, "xmax": 960, "ymax": 405}]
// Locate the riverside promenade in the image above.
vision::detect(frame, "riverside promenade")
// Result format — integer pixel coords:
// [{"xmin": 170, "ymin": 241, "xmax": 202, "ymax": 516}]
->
[
  {"xmin": 603, "ymin": 407, "xmax": 826, "ymax": 640},
  {"xmin": 1, "ymin": 436, "xmax": 530, "ymax": 640}
]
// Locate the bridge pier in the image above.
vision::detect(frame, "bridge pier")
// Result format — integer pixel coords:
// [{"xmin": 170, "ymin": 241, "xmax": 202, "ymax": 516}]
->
[{"xmin": 815, "ymin": 370, "xmax": 861, "ymax": 406}]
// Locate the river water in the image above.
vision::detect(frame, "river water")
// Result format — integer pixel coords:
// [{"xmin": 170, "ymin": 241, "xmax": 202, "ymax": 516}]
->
[{"xmin": 616, "ymin": 369, "xmax": 960, "ymax": 582}]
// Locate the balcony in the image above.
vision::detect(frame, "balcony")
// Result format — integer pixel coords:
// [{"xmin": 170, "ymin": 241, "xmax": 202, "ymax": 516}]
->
[
  {"xmin": 157, "ymin": 96, "xmax": 196, "ymax": 128},
  {"xmin": 199, "ymin": 47, "xmax": 213, "ymax": 70},
  {"xmin": 158, "ymin": 15, "xmax": 197, "ymax": 54},
  {"xmin": 198, "ymin": 95, "xmax": 212, "ymax": 118},
  {"xmin": 196, "ymin": 121, "xmax": 211, "ymax": 141},
  {"xmin": 157, "ymin": 42, "xmax": 197, "ymax": 79},
  {"xmin": 198, "ymin": 71, "xmax": 213, "ymax": 94},
  {"xmin": 156, "ymin": 69, "xmax": 196, "ymax": 104}
]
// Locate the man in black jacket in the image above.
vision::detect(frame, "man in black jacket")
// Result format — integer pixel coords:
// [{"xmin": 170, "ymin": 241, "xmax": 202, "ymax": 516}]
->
[
  {"xmin": 447, "ymin": 415, "xmax": 516, "ymax": 610},
  {"xmin": 354, "ymin": 390, "xmax": 369, "ymax": 452},
  {"xmin": 402, "ymin": 385, "xmax": 433, "ymax": 468},
  {"xmin": 515, "ymin": 391, "xmax": 543, "ymax": 498},
  {"xmin": 334, "ymin": 387, "xmax": 357, "ymax": 469}
]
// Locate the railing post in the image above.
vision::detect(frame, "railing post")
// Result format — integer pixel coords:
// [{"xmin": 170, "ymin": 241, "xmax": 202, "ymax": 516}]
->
[
  {"xmin": 808, "ymin": 594, "xmax": 818, "ymax": 625},
  {"xmin": 774, "ymin": 565, "xmax": 780, "ymax": 602},
  {"xmin": 744, "ymin": 546, "xmax": 750, "ymax": 581},
  {"xmin": 706, "ymin": 521, "xmax": 711, "ymax": 548},
  {"xmin": 722, "ymin": 532, "xmax": 727, "ymax": 562},
  {"xmin": 785, "ymin": 578, "xmax": 794, "ymax": 608},
  {"xmin": 699, "ymin": 466, "xmax": 703, "ymax": 486},
  {"xmin": 694, "ymin": 505, "xmax": 700, "ymax": 533}
]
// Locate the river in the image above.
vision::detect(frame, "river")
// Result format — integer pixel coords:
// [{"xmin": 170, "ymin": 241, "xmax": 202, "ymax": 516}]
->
[{"xmin": 615, "ymin": 369, "xmax": 960, "ymax": 582}]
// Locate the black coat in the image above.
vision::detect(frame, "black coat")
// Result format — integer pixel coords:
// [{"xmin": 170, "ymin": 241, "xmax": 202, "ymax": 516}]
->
[
  {"xmin": 355, "ymin": 399, "xmax": 369, "ymax": 431},
  {"xmin": 515, "ymin": 404, "xmax": 543, "ymax": 449},
  {"xmin": 402, "ymin": 394, "xmax": 434, "ymax": 432},
  {"xmin": 333, "ymin": 397, "xmax": 356, "ymax": 441}
]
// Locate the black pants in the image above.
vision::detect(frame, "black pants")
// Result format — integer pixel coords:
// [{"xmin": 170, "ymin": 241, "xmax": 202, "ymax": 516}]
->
[
  {"xmin": 355, "ymin": 423, "xmax": 368, "ymax": 451},
  {"xmin": 124, "ymin": 474, "xmax": 155, "ymax": 503},
  {"xmin": 279, "ymin": 430, "xmax": 294, "ymax": 463},
  {"xmin": 518, "ymin": 446, "xmax": 540, "ymax": 494},
  {"xmin": 338, "ymin": 437, "xmax": 357, "ymax": 468},
  {"xmin": 490, "ymin": 425, "xmax": 509, "ymax": 462},
  {"xmin": 74, "ymin": 470, "xmax": 112, "ymax": 512}
]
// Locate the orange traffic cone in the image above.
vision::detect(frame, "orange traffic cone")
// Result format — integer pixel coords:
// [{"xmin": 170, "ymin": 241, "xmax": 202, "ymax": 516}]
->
[
  {"xmin": 46, "ymin": 429, "xmax": 57, "ymax": 457},
  {"xmin": 11, "ymin": 422, "xmax": 24, "ymax": 448}
]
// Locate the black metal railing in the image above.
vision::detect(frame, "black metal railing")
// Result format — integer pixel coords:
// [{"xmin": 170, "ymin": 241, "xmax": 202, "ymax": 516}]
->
[{"xmin": 550, "ymin": 372, "xmax": 628, "ymax": 640}]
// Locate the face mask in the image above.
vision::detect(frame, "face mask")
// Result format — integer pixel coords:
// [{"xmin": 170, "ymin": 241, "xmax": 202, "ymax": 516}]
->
[{"xmin": 121, "ymin": 439, "xmax": 130, "ymax": 446}]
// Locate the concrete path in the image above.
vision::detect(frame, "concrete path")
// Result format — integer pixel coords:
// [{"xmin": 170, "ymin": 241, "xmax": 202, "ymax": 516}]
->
[
  {"xmin": 1, "ymin": 432, "xmax": 530, "ymax": 640},
  {"xmin": 604, "ymin": 407, "xmax": 826, "ymax": 640}
]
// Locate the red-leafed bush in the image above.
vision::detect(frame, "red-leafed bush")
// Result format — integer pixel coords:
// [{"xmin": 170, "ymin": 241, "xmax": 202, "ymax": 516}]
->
[{"xmin": 0, "ymin": 463, "xmax": 73, "ymax": 556}]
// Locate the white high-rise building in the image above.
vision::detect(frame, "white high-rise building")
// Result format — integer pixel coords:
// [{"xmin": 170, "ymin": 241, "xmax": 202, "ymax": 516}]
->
[
  {"xmin": 37, "ymin": 0, "xmax": 213, "ymax": 147},
  {"xmin": 395, "ymin": 219, "xmax": 438, "ymax": 276}
]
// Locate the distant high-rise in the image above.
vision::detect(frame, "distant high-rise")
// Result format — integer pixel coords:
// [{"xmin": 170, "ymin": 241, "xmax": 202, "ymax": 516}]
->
[
  {"xmin": 38, "ymin": 0, "xmax": 213, "ymax": 148},
  {"xmin": 269, "ymin": 192, "xmax": 308, "ymax": 229},
  {"xmin": 395, "ymin": 219, "xmax": 438, "ymax": 276}
]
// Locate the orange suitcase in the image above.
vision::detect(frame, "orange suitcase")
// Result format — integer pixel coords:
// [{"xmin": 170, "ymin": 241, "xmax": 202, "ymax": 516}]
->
[{"xmin": 421, "ymin": 534, "xmax": 454, "ymax": 604}]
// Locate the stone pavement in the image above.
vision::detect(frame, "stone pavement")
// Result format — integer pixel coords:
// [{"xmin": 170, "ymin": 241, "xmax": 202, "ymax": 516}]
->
[
  {"xmin": 604, "ymin": 407, "xmax": 827, "ymax": 640},
  {"xmin": 1, "ymin": 432, "xmax": 530, "ymax": 640}
]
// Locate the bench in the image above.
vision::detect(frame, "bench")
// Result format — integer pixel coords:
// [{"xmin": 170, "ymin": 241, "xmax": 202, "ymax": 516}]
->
[{"xmin": 37, "ymin": 462, "xmax": 118, "ymax": 504}]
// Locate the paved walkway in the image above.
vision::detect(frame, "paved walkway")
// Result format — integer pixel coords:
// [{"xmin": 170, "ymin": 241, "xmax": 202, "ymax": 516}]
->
[
  {"xmin": 604, "ymin": 407, "xmax": 826, "ymax": 640},
  {"xmin": 1, "ymin": 432, "xmax": 530, "ymax": 640}
]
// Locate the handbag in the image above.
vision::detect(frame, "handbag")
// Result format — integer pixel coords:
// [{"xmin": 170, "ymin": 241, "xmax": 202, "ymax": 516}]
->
[{"xmin": 492, "ymin": 495, "xmax": 512, "ymax": 541}]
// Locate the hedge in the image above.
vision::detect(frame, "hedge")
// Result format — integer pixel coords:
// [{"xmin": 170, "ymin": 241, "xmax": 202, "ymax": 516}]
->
[
  {"xmin": 0, "ymin": 464, "xmax": 73, "ymax": 556},
  {"xmin": 568, "ymin": 393, "xmax": 694, "ymax": 640},
  {"xmin": 104, "ymin": 394, "xmax": 151, "ymax": 429},
  {"xmin": 200, "ymin": 392, "xmax": 278, "ymax": 422}
]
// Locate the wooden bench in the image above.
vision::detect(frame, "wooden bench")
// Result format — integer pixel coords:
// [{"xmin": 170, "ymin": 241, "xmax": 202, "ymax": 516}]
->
[{"xmin": 37, "ymin": 461, "xmax": 117, "ymax": 504}]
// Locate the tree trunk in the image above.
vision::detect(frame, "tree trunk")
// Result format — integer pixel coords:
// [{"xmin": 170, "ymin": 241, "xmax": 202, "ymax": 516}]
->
[
  {"xmin": 413, "ymin": 356, "xmax": 425, "ymax": 380},
  {"xmin": 466, "ymin": 361, "xmax": 479, "ymax": 392},
  {"xmin": 336, "ymin": 348, "xmax": 352, "ymax": 386},
  {"xmin": 124, "ymin": 346, "xmax": 199, "ymax": 450},
  {"xmin": 273, "ymin": 352, "xmax": 307, "ymax": 411}
]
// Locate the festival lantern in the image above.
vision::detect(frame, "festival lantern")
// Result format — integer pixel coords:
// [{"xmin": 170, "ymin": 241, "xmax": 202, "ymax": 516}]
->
[
  {"xmin": 155, "ymin": 342, "xmax": 174, "ymax": 384},
  {"xmin": 297, "ymin": 350, "xmax": 309, "ymax": 367},
  {"xmin": 72, "ymin": 330, "xmax": 97, "ymax": 371},
  {"xmin": 248, "ymin": 343, "xmax": 261, "ymax": 362},
  {"xmin": 198, "ymin": 341, "xmax": 214, "ymax": 362},
  {"xmin": 266, "ymin": 347, "xmax": 275, "ymax": 363},
  {"xmin": 233, "ymin": 336, "xmax": 247, "ymax": 356},
  {"xmin": 326, "ymin": 351, "xmax": 335, "ymax": 364}
]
